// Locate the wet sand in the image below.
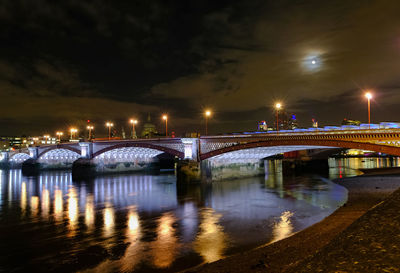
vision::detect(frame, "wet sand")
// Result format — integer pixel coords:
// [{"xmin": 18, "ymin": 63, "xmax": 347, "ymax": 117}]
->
[{"xmin": 186, "ymin": 174, "xmax": 400, "ymax": 273}]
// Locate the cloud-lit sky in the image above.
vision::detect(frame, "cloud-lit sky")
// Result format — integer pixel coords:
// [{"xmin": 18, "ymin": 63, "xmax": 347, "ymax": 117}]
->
[{"xmin": 1, "ymin": 0, "xmax": 400, "ymax": 136}]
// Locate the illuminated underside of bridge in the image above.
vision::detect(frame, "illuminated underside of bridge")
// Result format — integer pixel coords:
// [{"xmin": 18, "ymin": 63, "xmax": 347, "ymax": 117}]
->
[
  {"xmin": 93, "ymin": 147, "xmax": 164, "ymax": 164},
  {"xmin": 9, "ymin": 153, "xmax": 30, "ymax": 164},
  {"xmin": 207, "ymin": 146, "xmax": 333, "ymax": 162},
  {"xmin": 37, "ymin": 149, "xmax": 81, "ymax": 164}
]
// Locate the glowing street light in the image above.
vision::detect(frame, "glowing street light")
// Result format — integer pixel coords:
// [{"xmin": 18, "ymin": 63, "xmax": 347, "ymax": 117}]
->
[
  {"xmin": 162, "ymin": 115, "xmax": 168, "ymax": 137},
  {"xmin": 204, "ymin": 110, "xmax": 212, "ymax": 136},
  {"xmin": 43, "ymin": 135, "xmax": 50, "ymax": 144},
  {"xmin": 70, "ymin": 128, "xmax": 78, "ymax": 140},
  {"xmin": 56, "ymin": 132, "xmax": 63, "ymax": 142},
  {"xmin": 87, "ymin": 125, "xmax": 94, "ymax": 140},
  {"xmin": 275, "ymin": 103, "xmax": 282, "ymax": 133},
  {"xmin": 129, "ymin": 119, "xmax": 138, "ymax": 139},
  {"xmin": 106, "ymin": 122, "xmax": 114, "ymax": 140},
  {"xmin": 365, "ymin": 92, "xmax": 373, "ymax": 128}
]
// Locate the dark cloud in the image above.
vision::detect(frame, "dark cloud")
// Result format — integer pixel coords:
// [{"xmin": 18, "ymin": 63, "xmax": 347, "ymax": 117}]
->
[{"xmin": 1, "ymin": 0, "xmax": 400, "ymax": 136}]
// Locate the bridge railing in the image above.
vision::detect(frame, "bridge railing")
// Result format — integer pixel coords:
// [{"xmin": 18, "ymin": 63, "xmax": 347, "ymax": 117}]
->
[{"xmin": 201, "ymin": 128, "xmax": 400, "ymax": 139}]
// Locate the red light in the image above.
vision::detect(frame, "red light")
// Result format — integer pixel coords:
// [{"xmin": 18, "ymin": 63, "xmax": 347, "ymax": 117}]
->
[{"xmin": 87, "ymin": 120, "xmax": 90, "ymax": 123}]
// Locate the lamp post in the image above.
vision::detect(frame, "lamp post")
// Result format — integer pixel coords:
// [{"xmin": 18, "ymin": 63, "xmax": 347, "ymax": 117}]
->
[
  {"xmin": 129, "ymin": 119, "xmax": 138, "ymax": 139},
  {"xmin": 106, "ymin": 122, "xmax": 114, "ymax": 140},
  {"xmin": 56, "ymin": 132, "xmax": 63, "ymax": 142},
  {"xmin": 365, "ymin": 92, "xmax": 373, "ymax": 129},
  {"xmin": 205, "ymin": 110, "xmax": 212, "ymax": 136},
  {"xmin": 87, "ymin": 125, "xmax": 94, "ymax": 140},
  {"xmin": 43, "ymin": 135, "xmax": 50, "ymax": 144},
  {"xmin": 275, "ymin": 103, "xmax": 282, "ymax": 134},
  {"xmin": 162, "ymin": 115, "xmax": 168, "ymax": 137},
  {"xmin": 70, "ymin": 128, "xmax": 77, "ymax": 140}
]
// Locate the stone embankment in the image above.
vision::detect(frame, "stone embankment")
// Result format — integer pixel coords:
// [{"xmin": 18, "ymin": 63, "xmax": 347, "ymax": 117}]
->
[{"xmin": 187, "ymin": 174, "xmax": 400, "ymax": 273}]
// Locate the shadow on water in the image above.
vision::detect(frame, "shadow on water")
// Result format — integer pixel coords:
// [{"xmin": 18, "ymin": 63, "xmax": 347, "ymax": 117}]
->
[{"xmin": 0, "ymin": 158, "xmax": 373, "ymax": 272}]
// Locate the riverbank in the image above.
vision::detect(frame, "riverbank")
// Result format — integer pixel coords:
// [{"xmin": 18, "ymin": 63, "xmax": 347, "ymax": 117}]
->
[{"xmin": 186, "ymin": 174, "xmax": 400, "ymax": 272}]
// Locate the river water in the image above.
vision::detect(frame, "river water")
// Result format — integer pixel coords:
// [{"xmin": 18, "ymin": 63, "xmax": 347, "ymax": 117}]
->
[{"xmin": 0, "ymin": 157, "xmax": 398, "ymax": 272}]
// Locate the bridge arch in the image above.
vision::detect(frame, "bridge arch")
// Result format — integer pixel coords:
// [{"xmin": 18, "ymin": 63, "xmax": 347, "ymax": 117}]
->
[
  {"xmin": 93, "ymin": 142, "xmax": 184, "ymax": 159},
  {"xmin": 200, "ymin": 139, "xmax": 400, "ymax": 160},
  {"xmin": 9, "ymin": 152, "xmax": 31, "ymax": 163},
  {"xmin": 37, "ymin": 148, "xmax": 81, "ymax": 164},
  {"xmin": 38, "ymin": 146, "xmax": 81, "ymax": 158}
]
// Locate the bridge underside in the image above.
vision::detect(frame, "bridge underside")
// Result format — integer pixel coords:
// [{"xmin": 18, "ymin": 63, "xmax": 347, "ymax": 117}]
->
[
  {"xmin": 206, "ymin": 145, "xmax": 334, "ymax": 162},
  {"xmin": 9, "ymin": 153, "xmax": 31, "ymax": 167},
  {"xmin": 91, "ymin": 147, "xmax": 164, "ymax": 173},
  {"xmin": 93, "ymin": 147, "xmax": 164, "ymax": 162},
  {"xmin": 199, "ymin": 146, "xmax": 335, "ymax": 181}
]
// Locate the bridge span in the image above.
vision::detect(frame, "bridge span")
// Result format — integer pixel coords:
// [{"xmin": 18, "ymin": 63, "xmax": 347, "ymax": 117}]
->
[{"xmin": 1, "ymin": 129, "xmax": 400, "ymax": 178}]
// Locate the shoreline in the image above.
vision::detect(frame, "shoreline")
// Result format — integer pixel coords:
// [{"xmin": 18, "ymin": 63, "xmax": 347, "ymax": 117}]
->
[{"xmin": 186, "ymin": 173, "xmax": 400, "ymax": 272}]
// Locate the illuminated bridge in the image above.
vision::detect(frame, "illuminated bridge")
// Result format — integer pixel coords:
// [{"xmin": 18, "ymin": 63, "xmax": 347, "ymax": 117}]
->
[{"xmin": 2, "ymin": 128, "xmax": 400, "ymax": 177}]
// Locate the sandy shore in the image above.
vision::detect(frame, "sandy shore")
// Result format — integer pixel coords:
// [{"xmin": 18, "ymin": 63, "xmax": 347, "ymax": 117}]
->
[{"xmin": 186, "ymin": 174, "xmax": 400, "ymax": 273}]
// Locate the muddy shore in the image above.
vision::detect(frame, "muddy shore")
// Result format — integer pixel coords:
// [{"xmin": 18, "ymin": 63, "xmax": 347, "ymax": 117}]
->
[{"xmin": 186, "ymin": 174, "xmax": 400, "ymax": 273}]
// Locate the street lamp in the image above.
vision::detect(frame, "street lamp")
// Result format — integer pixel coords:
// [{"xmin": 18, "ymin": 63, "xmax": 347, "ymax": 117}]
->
[
  {"xmin": 106, "ymin": 122, "xmax": 114, "ymax": 140},
  {"xmin": 43, "ymin": 135, "xmax": 50, "ymax": 144},
  {"xmin": 162, "ymin": 115, "xmax": 168, "ymax": 137},
  {"xmin": 87, "ymin": 125, "xmax": 94, "ymax": 140},
  {"xmin": 275, "ymin": 103, "xmax": 282, "ymax": 133},
  {"xmin": 365, "ymin": 92, "xmax": 373, "ymax": 128},
  {"xmin": 70, "ymin": 128, "xmax": 78, "ymax": 140},
  {"xmin": 205, "ymin": 110, "xmax": 212, "ymax": 136},
  {"xmin": 56, "ymin": 132, "xmax": 63, "ymax": 142},
  {"xmin": 129, "ymin": 119, "xmax": 138, "ymax": 139}
]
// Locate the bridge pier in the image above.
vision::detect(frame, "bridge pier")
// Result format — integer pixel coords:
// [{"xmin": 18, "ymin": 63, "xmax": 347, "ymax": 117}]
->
[
  {"xmin": 200, "ymin": 158, "xmax": 265, "ymax": 181},
  {"xmin": 176, "ymin": 158, "xmax": 266, "ymax": 183},
  {"xmin": 21, "ymin": 147, "xmax": 40, "ymax": 175},
  {"xmin": 0, "ymin": 151, "xmax": 9, "ymax": 168},
  {"xmin": 176, "ymin": 160, "xmax": 201, "ymax": 182}
]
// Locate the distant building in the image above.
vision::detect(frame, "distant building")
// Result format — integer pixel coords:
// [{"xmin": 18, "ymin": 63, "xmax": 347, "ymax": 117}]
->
[
  {"xmin": 273, "ymin": 111, "xmax": 298, "ymax": 130},
  {"xmin": 141, "ymin": 114, "xmax": 158, "ymax": 138},
  {"xmin": 312, "ymin": 118, "xmax": 318, "ymax": 128},
  {"xmin": 0, "ymin": 139, "xmax": 10, "ymax": 151},
  {"xmin": 288, "ymin": 114, "xmax": 298, "ymax": 129},
  {"xmin": 342, "ymin": 118, "xmax": 361, "ymax": 126},
  {"xmin": 258, "ymin": 121, "xmax": 268, "ymax": 131},
  {"xmin": 185, "ymin": 132, "xmax": 200, "ymax": 138}
]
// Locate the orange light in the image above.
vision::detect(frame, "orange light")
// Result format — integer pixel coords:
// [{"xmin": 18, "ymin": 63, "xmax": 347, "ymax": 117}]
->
[{"xmin": 365, "ymin": 92, "xmax": 372, "ymax": 100}]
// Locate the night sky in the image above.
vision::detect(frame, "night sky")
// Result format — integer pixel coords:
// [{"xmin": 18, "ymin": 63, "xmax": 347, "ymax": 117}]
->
[{"xmin": 1, "ymin": 0, "xmax": 400, "ymax": 136}]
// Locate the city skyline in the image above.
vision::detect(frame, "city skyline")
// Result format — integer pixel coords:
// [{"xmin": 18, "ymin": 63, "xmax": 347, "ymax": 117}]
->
[{"xmin": 1, "ymin": 0, "xmax": 400, "ymax": 135}]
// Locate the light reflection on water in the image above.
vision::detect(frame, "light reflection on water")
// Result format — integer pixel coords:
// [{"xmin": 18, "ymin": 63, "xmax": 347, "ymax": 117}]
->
[
  {"xmin": 271, "ymin": 211, "xmax": 294, "ymax": 243},
  {"xmin": 1, "ymin": 157, "xmax": 391, "ymax": 272},
  {"xmin": 194, "ymin": 208, "xmax": 227, "ymax": 263}
]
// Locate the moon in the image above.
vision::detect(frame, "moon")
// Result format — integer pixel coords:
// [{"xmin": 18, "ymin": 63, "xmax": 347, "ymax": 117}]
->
[{"xmin": 302, "ymin": 53, "xmax": 322, "ymax": 72}]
